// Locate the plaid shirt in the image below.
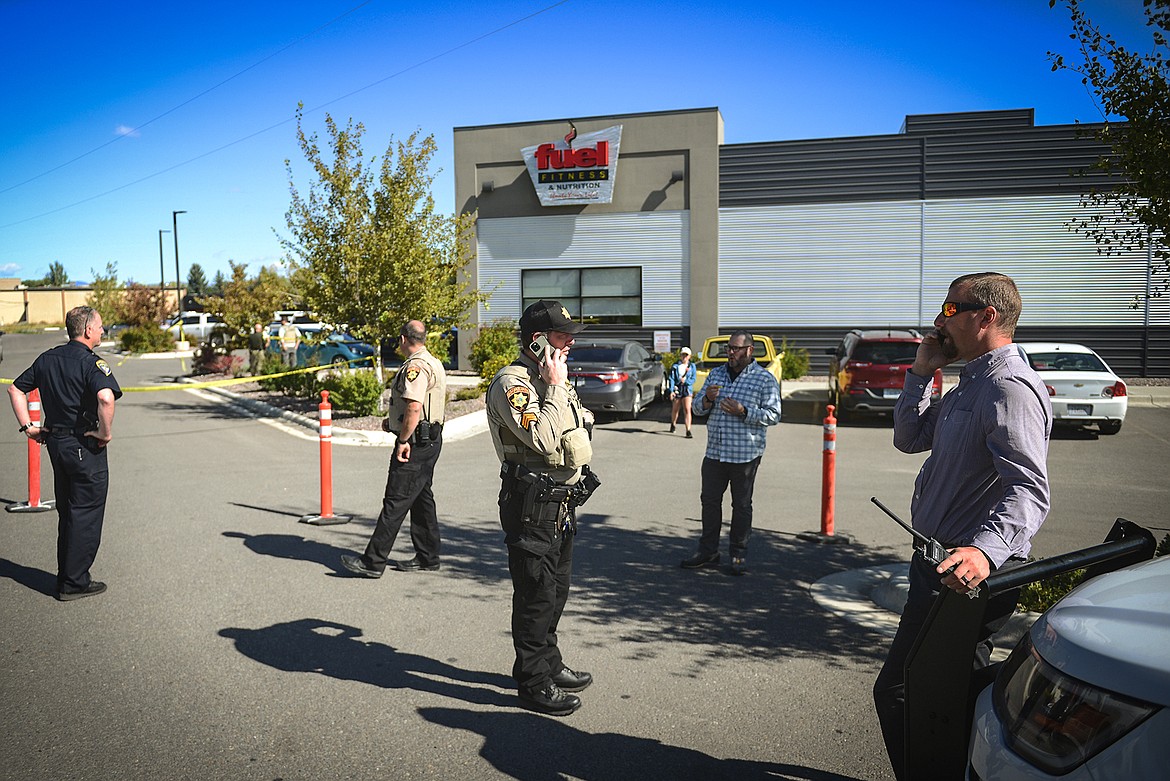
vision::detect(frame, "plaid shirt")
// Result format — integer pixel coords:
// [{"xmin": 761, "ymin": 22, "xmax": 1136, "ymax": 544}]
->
[{"xmin": 692, "ymin": 361, "xmax": 781, "ymax": 463}]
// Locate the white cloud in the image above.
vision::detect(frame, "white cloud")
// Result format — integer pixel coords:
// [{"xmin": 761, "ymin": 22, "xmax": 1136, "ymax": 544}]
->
[
  {"xmin": 0, "ymin": 263, "xmax": 20, "ymax": 274},
  {"xmin": 114, "ymin": 125, "xmax": 140, "ymax": 138}
]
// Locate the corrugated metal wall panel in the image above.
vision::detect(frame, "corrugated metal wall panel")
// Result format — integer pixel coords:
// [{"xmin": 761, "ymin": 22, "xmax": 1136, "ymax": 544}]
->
[
  {"xmin": 476, "ymin": 211, "xmax": 690, "ymax": 327},
  {"xmin": 719, "ymin": 195, "xmax": 1168, "ymax": 330},
  {"xmin": 718, "ymin": 202, "xmax": 925, "ymax": 327},
  {"xmin": 923, "ymin": 196, "xmax": 1166, "ymax": 327},
  {"xmin": 719, "ymin": 119, "xmax": 1115, "ymax": 206}
]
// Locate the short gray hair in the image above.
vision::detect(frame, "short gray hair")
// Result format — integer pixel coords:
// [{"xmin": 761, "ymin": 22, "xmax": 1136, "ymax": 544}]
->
[{"xmin": 65, "ymin": 306, "xmax": 98, "ymax": 339}]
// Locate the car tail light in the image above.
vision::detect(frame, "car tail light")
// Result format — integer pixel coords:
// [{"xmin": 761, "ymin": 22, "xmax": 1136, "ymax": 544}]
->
[
  {"xmin": 992, "ymin": 635, "xmax": 1158, "ymax": 774},
  {"xmin": 1045, "ymin": 384, "xmax": 1056, "ymax": 397},
  {"xmin": 1103, "ymin": 381, "xmax": 1126, "ymax": 398},
  {"xmin": 571, "ymin": 371, "xmax": 628, "ymax": 385}
]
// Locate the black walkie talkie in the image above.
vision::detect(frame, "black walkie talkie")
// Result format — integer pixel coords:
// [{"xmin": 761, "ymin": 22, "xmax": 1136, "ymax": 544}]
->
[{"xmin": 870, "ymin": 496, "xmax": 980, "ymax": 599}]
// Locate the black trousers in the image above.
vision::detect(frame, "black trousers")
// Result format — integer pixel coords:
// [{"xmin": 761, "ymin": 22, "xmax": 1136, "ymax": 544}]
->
[
  {"xmin": 698, "ymin": 455, "xmax": 761, "ymax": 558},
  {"xmin": 46, "ymin": 433, "xmax": 109, "ymax": 593},
  {"xmin": 498, "ymin": 484, "xmax": 574, "ymax": 693},
  {"xmin": 873, "ymin": 553, "xmax": 1023, "ymax": 781},
  {"xmin": 362, "ymin": 436, "xmax": 442, "ymax": 570}
]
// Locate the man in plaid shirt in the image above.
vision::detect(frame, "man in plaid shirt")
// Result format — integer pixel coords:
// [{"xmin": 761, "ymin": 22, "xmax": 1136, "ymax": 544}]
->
[{"xmin": 682, "ymin": 330, "xmax": 781, "ymax": 576}]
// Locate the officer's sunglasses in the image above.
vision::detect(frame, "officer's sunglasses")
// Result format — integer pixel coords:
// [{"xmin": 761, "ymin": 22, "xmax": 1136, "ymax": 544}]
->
[{"xmin": 941, "ymin": 301, "xmax": 987, "ymax": 317}]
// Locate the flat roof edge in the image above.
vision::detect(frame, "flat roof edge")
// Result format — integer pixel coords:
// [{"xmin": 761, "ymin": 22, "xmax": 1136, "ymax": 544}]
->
[{"xmin": 454, "ymin": 107, "xmax": 721, "ymax": 133}]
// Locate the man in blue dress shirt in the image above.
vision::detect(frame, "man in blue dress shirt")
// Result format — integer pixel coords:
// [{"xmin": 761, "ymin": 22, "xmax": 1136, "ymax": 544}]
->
[{"xmin": 874, "ymin": 272, "xmax": 1052, "ymax": 780}]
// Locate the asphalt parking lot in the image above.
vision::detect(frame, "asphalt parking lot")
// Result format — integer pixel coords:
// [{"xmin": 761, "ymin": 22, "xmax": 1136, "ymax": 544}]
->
[{"xmin": 2, "ymin": 331, "xmax": 1168, "ymax": 781}]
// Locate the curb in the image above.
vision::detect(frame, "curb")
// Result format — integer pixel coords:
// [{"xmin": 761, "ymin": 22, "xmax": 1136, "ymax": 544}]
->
[
  {"xmin": 182, "ymin": 379, "xmax": 488, "ymax": 446},
  {"xmin": 810, "ymin": 562, "xmax": 1039, "ymax": 655}
]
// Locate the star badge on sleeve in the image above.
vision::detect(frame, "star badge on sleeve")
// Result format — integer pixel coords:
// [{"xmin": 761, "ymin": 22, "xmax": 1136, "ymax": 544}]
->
[
  {"xmin": 506, "ymin": 386, "xmax": 530, "ymax": 412},
  {"xmin": 405, "ymin": 367, "xmax": 421, "ymax": 382}
]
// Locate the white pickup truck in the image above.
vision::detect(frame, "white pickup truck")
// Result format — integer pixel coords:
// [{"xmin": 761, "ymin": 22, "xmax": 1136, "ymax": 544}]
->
[{"xmin": 163, "ymin": 312, "xmax": 231, "ymax": 346}]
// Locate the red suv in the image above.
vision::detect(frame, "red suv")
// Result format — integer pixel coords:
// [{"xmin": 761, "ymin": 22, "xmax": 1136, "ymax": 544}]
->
[{"xmin": 827, "ymin": 329, "xmax": 943, "ymax": 415}]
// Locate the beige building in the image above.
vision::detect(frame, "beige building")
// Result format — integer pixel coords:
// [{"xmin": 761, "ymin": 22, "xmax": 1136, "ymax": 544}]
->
[{"xmin": 0, "ymin": 278, "xmax": 182, "ymax": 326}]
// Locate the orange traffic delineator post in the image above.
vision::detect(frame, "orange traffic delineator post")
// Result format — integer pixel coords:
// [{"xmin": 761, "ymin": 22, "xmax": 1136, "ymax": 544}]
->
[
  {"xmin": 299, "ymin": 390, "xmax": 351, "ymax": 526},
  {"xmin": 797, "ymin": 404, "xmax": 852, "ymax": 545},
  {"xmin": 7, "ymin": 389, "xmax": 56, "ymax": 514}
]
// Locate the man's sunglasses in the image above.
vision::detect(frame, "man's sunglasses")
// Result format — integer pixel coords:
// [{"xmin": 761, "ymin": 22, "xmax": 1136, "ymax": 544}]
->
[{"xmin": 941, "ymin": 301, "xmax": 987, "ymax": 317}]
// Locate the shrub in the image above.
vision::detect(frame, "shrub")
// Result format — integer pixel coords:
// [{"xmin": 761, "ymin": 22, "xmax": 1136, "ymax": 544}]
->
[
  {"xmin": 321, "ymin": 369, "xmax": 385, "ymax": 416},
  {"xmin": 259, "ymin": 355, "xmax": 319, "ymax": 397},
  {"xmin": 119, "ymin": 326, "xmax": 174, "ymax": 353},
  {"xmin": 470, "ymin": 319, "xmax": 519, "ymax": 377},
  {"xmin": 256, "ymin": 353, "xmax": 288, "ymax": 390},
  {"xmin": 454, "ymin": 386, "xmax": 484, "ymax": 401},
  {"xmin": 192, "ymin": 343, "xmax": 243, "ymax": 376},
  {"xmin": 477, "ymin": 354, "xmax": 515, "ymax": 391},
  {"xmin": 778, "ymin": 337, "xmax": 810, "ymax": 380},
  {"xmin": 1017, "ymin": 568, "xmax": 1085, "ymax": 613}
]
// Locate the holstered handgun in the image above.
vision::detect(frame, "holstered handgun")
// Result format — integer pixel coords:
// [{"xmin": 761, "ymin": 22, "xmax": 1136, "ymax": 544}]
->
[{"xmin": 567, "ymin": 465, "xmax": 601, "ymax": 510}]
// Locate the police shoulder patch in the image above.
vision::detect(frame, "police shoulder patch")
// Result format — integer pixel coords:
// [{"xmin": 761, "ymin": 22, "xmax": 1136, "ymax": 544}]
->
[
  {"xmin": 505, "ymin": 385, "xmax": 531, "ymax": 412},
  {"xmin": 95, "ymin": 359, "xmax": 112, "ymax": 376},
  {"xmin": 405, "ymin": 366, "xmax": 421, "ymax": 382}
]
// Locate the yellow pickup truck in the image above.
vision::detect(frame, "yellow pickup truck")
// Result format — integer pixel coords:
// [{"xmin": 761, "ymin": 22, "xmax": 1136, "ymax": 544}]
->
[{"xmin": 692, "ymin": 334, "xmax": 784, "ymax": 393}]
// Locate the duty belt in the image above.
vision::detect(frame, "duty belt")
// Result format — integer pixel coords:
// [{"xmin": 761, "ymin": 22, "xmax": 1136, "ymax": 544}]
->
[{"xmin": 500, "ymin": 461, "xmax": 601, "ymax": 526}]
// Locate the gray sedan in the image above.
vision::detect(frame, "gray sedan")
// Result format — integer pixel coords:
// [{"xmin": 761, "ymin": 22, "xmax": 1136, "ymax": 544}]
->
[{"xmin": 567, "ymin": 338, "xmax": 665, "ymax": 419}]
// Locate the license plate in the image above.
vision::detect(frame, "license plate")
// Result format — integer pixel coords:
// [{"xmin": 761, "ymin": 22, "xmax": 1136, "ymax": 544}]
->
[
  {"xmin": 1067, "ymin": 404, "xmax": 1091, "ymax": 416},
  {"xmin": 883, "ymin": 389, "xmax": 902, "ymax": 399}
]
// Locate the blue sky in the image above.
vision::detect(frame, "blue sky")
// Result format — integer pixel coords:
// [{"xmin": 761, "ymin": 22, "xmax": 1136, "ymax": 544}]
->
[{"xmin": 0, "ymin": 0, "xmax": 1154, "ymax": 287}]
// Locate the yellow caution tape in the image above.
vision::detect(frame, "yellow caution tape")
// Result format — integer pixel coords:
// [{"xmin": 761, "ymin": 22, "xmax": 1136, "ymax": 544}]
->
[{"xmin": 1, "ymin": 358, "xmax": 373, "ymax": 392}]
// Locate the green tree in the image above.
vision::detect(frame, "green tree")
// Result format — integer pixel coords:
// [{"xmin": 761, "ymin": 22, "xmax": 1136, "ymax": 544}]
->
[
  {"xmin": 281, "ymin": 107, "xmax": 488, "ymax": 378},
  {"xmin": 1050, "ymin": 0, "xmax": 1170, "ymax": 296},
  {"xmin": 118, "ymin": 282, "xmax": 169, "ymax": 327},
  {"xmin": 209, "ymin": 270, "xmax": 227, "ymax": 297},
  {"xmin": 47, "ymin": 261, "xmax": 70, "ymax": 286},
  {"xmin": 201, "ymin": 261, "xmax": 295, "ymax": 344},
  {"xmin": 187, "ymin": 263, "xmax": 209, "ymax": 297},
  {"xmin": 88, "ymin": 262, "xmax": 122, "ymax": 324}
]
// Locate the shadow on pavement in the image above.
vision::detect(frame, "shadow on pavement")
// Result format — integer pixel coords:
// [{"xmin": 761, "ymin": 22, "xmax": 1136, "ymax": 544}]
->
[
  {"xmin": 0, "ymin": 557, "xmax": 57, "ymax": 598},
  {"xmin": 419, "ymin": 706, "xmax": 867, "ymax": 781},
  {"xmin": 218, "ymin": 618, "xmax": 514, "ymax": 706},
  {"xmin": 222, "ymin": 531, "xmax": 354, "ymax": 575}
]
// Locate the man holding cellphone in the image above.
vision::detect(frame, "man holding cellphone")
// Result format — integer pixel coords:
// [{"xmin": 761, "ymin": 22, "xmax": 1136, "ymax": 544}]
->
[
  {"xmin": 874, "ymin": 272, "xmax": 1052, "ymax": 780},
  {"xmin": 486, "ymin": 300, "xmax": 598, "ymax": 716}
]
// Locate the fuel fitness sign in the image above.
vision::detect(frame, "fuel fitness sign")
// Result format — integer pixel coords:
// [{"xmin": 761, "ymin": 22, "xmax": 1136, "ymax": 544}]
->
[{"xmin": 521, "ymin": 125, "xmax": 622, "ymax": 206}]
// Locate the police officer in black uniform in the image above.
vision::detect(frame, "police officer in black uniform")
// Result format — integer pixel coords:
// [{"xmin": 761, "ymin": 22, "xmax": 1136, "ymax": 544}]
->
[
  {"xmin": 8, "ymin": 306, "xmax": 123, "ymax": 601},
  {"xmin": 486, "ymin": 301, "xmax": 601, "ymax": 716}
]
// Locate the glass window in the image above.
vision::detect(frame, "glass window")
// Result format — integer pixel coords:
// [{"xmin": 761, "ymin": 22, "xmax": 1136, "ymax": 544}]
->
[
  {"xmin": 523, "ymin": 269, "xmax": 580, "ymax": 299},
  {"xmin": 567, "ymin": 347, "xmax": 624, "ymax": 363},
  {"xmin": 522, "ymin": 267, "xmax": 642, "ymax": 325},
  {"xmin": 582, "ymin": 267, "xmax": 640, "ymax": 297},
  {"xmin": 1027, "ymin": 352, "xmax": 1108, "ymax": 372}
]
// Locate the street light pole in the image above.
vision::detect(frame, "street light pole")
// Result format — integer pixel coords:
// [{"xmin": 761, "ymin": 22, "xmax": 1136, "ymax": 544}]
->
[
  {"xmin": 172, "ymin": 210, "xmax": 187, "ymax": 343},
  {"xmin": 158, "ymin": 229, "xmax": 171, "ymax": 294}
]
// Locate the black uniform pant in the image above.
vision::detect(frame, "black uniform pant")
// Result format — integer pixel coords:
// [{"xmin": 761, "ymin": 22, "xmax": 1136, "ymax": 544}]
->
[
  {"xmin": 498, "ymin": 485, "xmax": 574, "ymax": 694},
  {"xmin": 873, "ymin": 553, "xmax": 1023, "ymax": 781},
  {"xmin": 362, "ymin": 436, "xmax": 442, "ymax": 571},
  {"xmin": 698, "ymin": 455, "xmax": 761, "ymax": 559},
  {"xmin": 46, "ymin": 433, "xmax": 109, "ymax": 593}
]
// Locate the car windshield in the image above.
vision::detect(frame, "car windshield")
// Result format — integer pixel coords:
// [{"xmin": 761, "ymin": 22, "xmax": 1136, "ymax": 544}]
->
[
  {"xmin": 705, "ymin": 339, "xmax": 768, "ymax": 359},
  {"xmin": 1026, "ymin": 352, "xmax": 1108, "ymax": 373},
  {"xmin": 569, "ymin": 347, "xmax": 623, "ymax": 363},
  {"xmin": 852, "ymin": 343, "xmax": 919, "ymax": 364}
]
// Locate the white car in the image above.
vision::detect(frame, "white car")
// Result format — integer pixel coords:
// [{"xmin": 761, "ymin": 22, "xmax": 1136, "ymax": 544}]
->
[
  {"xmin": 1017, "ymin": 342, "xmax": 1127, "ymax": 435},
  {"xmin": 968, "ymin": 555, "xmax": 1170, "ymax": 779}
]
